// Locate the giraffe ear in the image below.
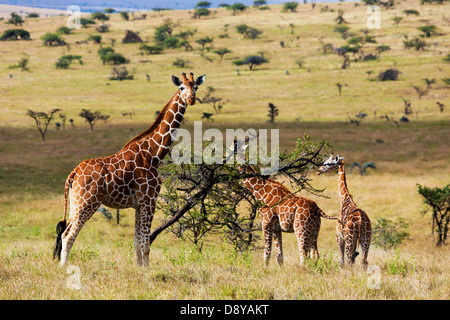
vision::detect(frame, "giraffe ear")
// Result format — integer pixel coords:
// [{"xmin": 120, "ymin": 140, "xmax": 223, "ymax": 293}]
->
[
  {"xmin": 195, "ymin": 74, "xmax": 206, "ymax": 86},
  {"xmin": 172, "ymin": 75, "xmax": 182, "ymax": 87}
]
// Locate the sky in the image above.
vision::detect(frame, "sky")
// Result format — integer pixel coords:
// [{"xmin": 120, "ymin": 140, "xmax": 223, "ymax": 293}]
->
[{"xmin": 1, "ymin": 0, "xmax": 345, "ymax": 11}]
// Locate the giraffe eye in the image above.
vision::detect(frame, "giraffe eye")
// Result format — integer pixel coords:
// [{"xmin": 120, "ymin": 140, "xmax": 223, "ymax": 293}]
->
[{"xmin": 180, "ymin": 87, "xmax": 185, "ymax": 91}]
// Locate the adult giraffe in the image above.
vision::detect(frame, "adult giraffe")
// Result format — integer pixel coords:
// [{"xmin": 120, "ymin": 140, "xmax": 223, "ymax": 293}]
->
[
  {"xmin": 317, "ymin": 155, "xmax": 371, "ymax": 270},
  {"xmin": 227, "ymin": 139, "xmax": 337, "ymax": 267},
  {"xmin": 53, "ymin": 72, "xmax": 205, "ymax": 267}
]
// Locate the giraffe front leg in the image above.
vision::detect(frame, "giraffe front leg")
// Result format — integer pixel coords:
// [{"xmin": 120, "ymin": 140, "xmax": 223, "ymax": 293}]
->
[
  {"xmin": 261, "ymin": 221, "xmax": 273, "ymax": 267},
  {"xmin": 134, "ymin": 204, "xmax": 143, "ymax": 266},
  {"xmin": 336, "ymin": 227, "xmax": 345, "ymax": 267}
]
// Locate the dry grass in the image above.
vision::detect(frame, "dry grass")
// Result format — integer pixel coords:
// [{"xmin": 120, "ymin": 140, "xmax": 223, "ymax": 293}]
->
[{"xmin": 0, "ymin": 0, "xmax": 449, "ymax": 300}]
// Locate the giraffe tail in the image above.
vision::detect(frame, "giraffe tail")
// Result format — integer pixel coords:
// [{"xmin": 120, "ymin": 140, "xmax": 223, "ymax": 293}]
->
[
  {"xmin": 52, "ymin": 170, "xmax": 75, "ymax": 260},
  {"xmin": 317, "ymin": 207, "xmax": 338, "ymax": 220}
]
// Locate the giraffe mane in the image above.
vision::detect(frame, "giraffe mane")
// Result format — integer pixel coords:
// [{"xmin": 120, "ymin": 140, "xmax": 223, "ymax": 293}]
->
[{"xmin": 121, "ymin": 90, "xmax": 179, "ymax": 150}]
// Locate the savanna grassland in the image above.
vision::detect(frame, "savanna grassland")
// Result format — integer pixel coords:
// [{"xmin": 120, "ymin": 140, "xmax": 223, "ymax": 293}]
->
[{"xmin": 0, "ymin": 0, "xmax": 449, "ymax": 300}]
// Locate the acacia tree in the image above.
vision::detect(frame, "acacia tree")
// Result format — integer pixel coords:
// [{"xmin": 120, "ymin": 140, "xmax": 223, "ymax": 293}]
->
[
  {"xmin": 417, "ymin": 184, "xmax": 450, "ymax": 246},
  {"xmin": 79, "ymin": 109, "xmax": 102, "ymax": 130},
  {"xmin": 151, "ymin": 136, "xmax": 331, "ymax": 251},
  {"xmin": 26, "ymin": 108, "xmax": 61, "ymax": 141}
]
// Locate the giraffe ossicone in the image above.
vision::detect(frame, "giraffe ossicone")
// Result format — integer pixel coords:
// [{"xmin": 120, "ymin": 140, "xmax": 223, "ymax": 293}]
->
[{"xmin": 53, "ymin": 72, "xmax": 205, "ymax": 267}]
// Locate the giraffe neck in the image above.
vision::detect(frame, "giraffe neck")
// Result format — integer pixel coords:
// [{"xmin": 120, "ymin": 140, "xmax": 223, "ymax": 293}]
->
[
  {"xmin": 338, "ymin": 163, "xmax": 353, "ymax": 209},
  {"xmin": 122, "ymin": 90, "xmax": 187, "ymax": 167},
  {"xmin": 241, "ymin": 166, "xmax": 290, "ymax": 207}
]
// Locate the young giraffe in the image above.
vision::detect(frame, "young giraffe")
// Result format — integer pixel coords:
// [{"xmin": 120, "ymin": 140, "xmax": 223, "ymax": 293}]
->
[
  {"xmin": 227, "ymin": 140, "xmax": 337, "ymax": 267},
  {"xmin": 317, "ymin": 155, "xmax": 372, "ymax": 270},
  {"xmin": 53, "ymin": 72, "xmax": 205, "ymax": 267}
]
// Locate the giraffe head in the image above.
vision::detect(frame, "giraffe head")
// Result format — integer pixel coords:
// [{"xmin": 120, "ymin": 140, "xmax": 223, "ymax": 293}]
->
[
  {"xmin": 171, "ymin": 72, "xmax": 205, "ymax": 106},
  {"xmin": 317, "ymin": 155, "xmax": 344, "ymax": 175}
]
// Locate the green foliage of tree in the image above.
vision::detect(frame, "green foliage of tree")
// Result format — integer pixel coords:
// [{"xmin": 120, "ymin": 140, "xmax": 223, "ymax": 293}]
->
[
  {"xmin": 57, "ymin": 26, "xmax": 72, "ymax": 35},
  {"xmin": 79, "ymin": 109, "xmax": 102, "ymax": 130},
  {"xmin": 213, "ymin": 48, "xmax": 232, "ymax": 61},
  {"xmin": 154, "ymin": 136, "xmax": 332, "ymax": 251},
  {"xmin": 119, "ymin": 12, "xmax": 129, "ymax": 21},
  {"xmin": 80, "ymin": 18, "xmax": 96, "ymax": 28},
  {"xmin": 87, "ymin": 34, "xmax": 102, "ymax": 44},
  {"xmin": 418, "ymin": 25, "xmax": 437, "ymax": 37},
  {"xmin": 267, "ymin": 102, "xmax": 279, "ymax": 123},
  {"xmin": 109, "ymin": 66, "xmax": 134, "ymax": 81},
  {"xmin": 236, "ymin": 24, "xmax": 263, "ymax": 40},
  {"xmin": 91, "ymin": 12, "xmax": 110, "ymax": 22},
  {"xmin": 282, "ymin": 1, "xmax": 299, "ymax": 12},
  {"xmin": 26, "ymin": 108, "xmax": 61, "ymax": 141},
  {"xmin": 0, "ymin": 29, "xmax": 30, "ymax": 41},
  {"xmin": 41, "ymin": 33, "xmax": 66, "ymax": 46},
  {"xmin": 403, "ymin": 37, "xmax": 427, "ymax": 51},
  {"xmin": 193, "ymin": 8, "xmax": 211, "ymax": 19},
  {"xmin": 55, "ymin": 55, "xmax": 83, "ymax": 69},
  {"xmin": 196, "ymin": 1, "xmax": 212, "ymax": 8},
  {"xmin": 140, "ymin": 44, "xmax": 164, "ymax": 55},
  {"xmin": 417, "ymin": 184, "xmax": 450, "ymax": 246},
  {"xmin": 9, "ymin": 57, "xmax": 30, "ymax": 71},
  {"xmin": 233, "ymin": 55, "xmax": 268, "ymax": 70},
  {"xmin": 227, "ymin": 3, "xmax": 247, "ymax": 15},
  {"xmin": 7, "ymin": 12, "xmax": 24, "ymax": 26}
]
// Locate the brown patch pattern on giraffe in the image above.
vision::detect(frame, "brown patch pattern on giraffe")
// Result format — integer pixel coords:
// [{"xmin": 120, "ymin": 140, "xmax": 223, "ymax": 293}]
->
[
  {"xmin": 318, "ymin": 155, "xmax": 372, "ymax": 270},
  {"xmin": 53, "ymin": 72, "xmax": 205, "ymax": 267}
]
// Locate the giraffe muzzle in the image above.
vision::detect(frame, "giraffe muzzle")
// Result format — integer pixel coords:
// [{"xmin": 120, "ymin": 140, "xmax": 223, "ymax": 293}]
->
[{"xmin": 187, "ymin": 96, "xmax": 196, "ymax": 105}]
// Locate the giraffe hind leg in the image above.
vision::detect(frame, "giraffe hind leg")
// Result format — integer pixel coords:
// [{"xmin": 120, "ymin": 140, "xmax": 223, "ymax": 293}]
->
[{"xmin": 273, "ymin": 220, "xmax": 283, "ymax": 267}]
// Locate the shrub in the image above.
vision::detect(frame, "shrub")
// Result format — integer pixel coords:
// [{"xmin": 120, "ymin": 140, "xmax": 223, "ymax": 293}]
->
[
  {"xmin": 7, "ymin": 12, "xmax": 24, "ymax": 26},
  {"xmin": 227, "ymin": 3, "xmax": 247, "ymax": 15},
  {"xmin": 27, "ymin": 13, "xmax": 39, "ymax": 18},
  {"xmin": 55, "ymin": 55, "xmax": 83, "ymax": 69},
  {"xmin": 233, "ymin": 55, "xmax": 268, "ymax": 70},
  {"xmin": 57, "ymin": 26, "xmax": 72, "ymax": 35},
  {"xmin": 41, "ymin": 33, "xmax": 66, "ymax": 46},
  {"xmin": 193, "ymin": 8, "xmax": 211, "ymax": 19},
  {"xmin": 418, "ymin": 25, "xmax": 437, "ymax": 37},
  {"xmin": 377, "ymin": 68, "xmax": 400, "ymax": 81},
  {"xmin": 9, "ymin": 57, "xmax": 29, "ymax": 71},
  {"xmin": 0, "ymin": 29, "xmax": 30, "ymax": 41},
  {"xmin": 102, "ymin": 52, "xmax": 128, "ymax": 65},
  {"xmin": 403, "ymin": 37, "xmax": 427, "ymax": 51},
  {"xmin": 164, "ymin": 36, "xmax": 181, "ymax": 49},
  {"xmin": 80, "ymin": 18, "xmax": 95, "ymax": 27},
  {"xmin": 119, "ymin": 12, "xmax": 129, "ymax": 21},
  {"xmin": 282, "ymin": 1, "xmax": 299, "ymax": 12},
  {"xmin": 87, "ymin": 34, "xmax": 102, "ymax": 44},
  {"xmin": 109, "ymin": 67, "xmax": 134, "ymax": 81},
  {"xmin": 140, "ymin": 44, "xmax": 164, "ymax": 54},
  {"xmin": 55, "ymin": 58, "xmax": 71, "ymax": 69},
  {"xmin": 442, "ymin": 53, "xmax": 450, "ymax": 63},
  {"xmin": 91, "ymin": 12, "xmax": 110, "ymax": 22},
  {"xmin": 95, "ymin": 25, "xmax": 110, "ymax": 33},
  {"xmin": 173, "ymin": 58, "xmax": 192, "ymax": 68},
  {"xmin": 372, "ymin": 218, "xmax": 409, "ymax": 250}
]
